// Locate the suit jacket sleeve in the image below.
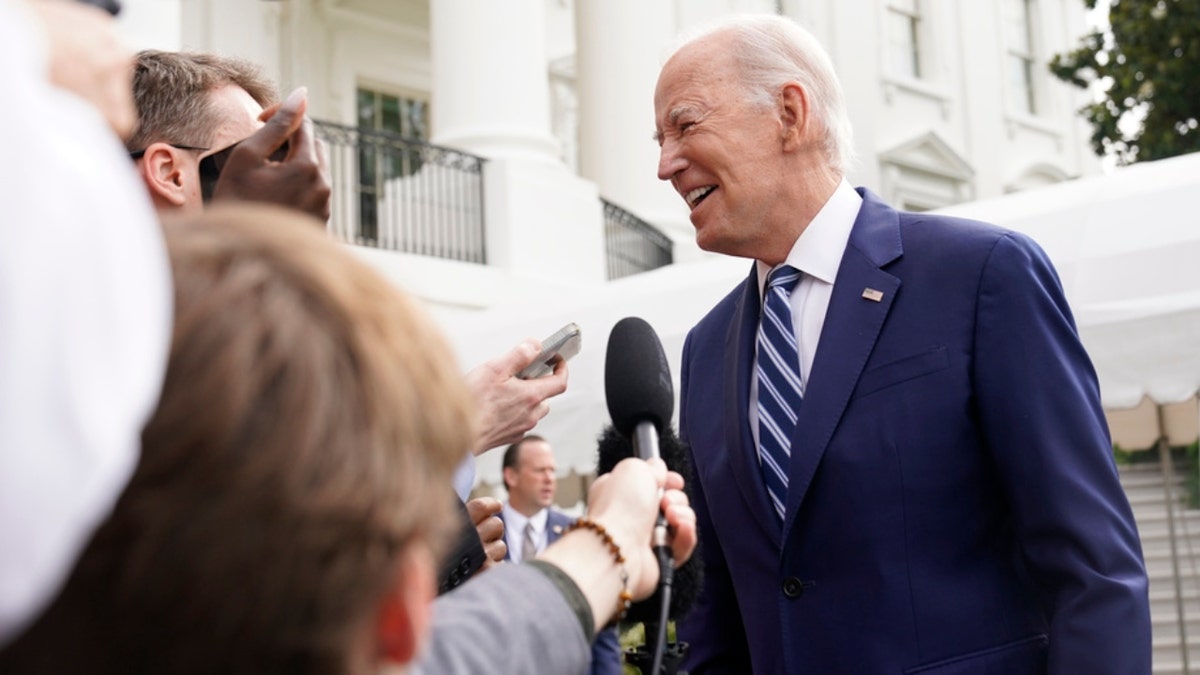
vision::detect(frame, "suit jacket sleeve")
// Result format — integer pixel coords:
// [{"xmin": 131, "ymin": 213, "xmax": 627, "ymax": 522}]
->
[
  {"xmin": 973, "ymin": 232, "xmax": 1151, "ymax": 673},
  {"xmin": 588, "ymin": 626, "xmax": 623, "ymax": 675},
  {"xmin": 676, "ymin": 332, "xmax": 753, "ymax": 674},
  {"xmin": 415, "ymin": 564, "xmax": 591, "ymax": 675}
]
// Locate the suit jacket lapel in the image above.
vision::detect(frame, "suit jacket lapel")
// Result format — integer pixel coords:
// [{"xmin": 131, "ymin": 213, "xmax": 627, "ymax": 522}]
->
[
  {"xmin": 546, "ymin": 510, "xmax": 568, "ymax": 545},
  {"xmin": 783, "ymin": 190, "xmax": 903, "ymax": 536},
  {"xmin": 723, "ymin": 264, "xmax": 783, "ymax": 549},
  {"xmin": 497, "ymin": 511, "xmax": 512, "ymax": 562}
]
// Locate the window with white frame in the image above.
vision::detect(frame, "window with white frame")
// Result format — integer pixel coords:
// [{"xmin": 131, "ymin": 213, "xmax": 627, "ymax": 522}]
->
[
  {"xmin": 357, "ymin": 88, "xmax": 428, "ymax": 145},
  {"xmin": 355, "ymin": 87, "xmax": 429, "ymax": 242},
  {"xmin": 886, "ymin": 0, "xmax": 923, "ymax": 80},
  {"xmin": 1004, "ymin": 0, "xmax": 1038, "ymax": 115}
]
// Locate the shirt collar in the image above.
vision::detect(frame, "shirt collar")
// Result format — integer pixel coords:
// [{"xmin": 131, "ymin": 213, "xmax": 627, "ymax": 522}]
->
[
  {"xmin": 756, "ymin": 179, "xmax": 863, "ymax": 294},
  {"xmin": 502, "ymin": 502, "xmax": 549, "ymax": 533}
]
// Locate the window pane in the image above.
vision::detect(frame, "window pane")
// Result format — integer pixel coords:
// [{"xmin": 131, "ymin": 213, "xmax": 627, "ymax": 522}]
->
[
  {"xmin": 888, "ymin": 11, "xmax": 920, "ymax": 79},
  {"xmin": 1009, "ymin": 55, "xmax": 1035, "ymax": 114},
  {"xmin": 357, "ymin": 88, "xmax": 376, "ymax": 127},
  {"xmin": 1005, "ymin": 0, "xmax": 1032, "ymax": 54},
  {"xmin": 405, "ymin": 99, "xmax": 428, "ymax": 141},
  {"xmin": 380, "ymin": 94, "xmax": 402, "ymax": 134}
]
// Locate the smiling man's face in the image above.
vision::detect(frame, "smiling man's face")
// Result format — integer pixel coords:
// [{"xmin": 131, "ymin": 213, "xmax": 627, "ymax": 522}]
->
[{"xmin": 654, "ymin": 36, "xmax": 791, "ymax": 259}]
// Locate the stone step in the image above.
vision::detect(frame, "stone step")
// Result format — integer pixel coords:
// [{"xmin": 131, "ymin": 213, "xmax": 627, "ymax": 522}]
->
[
  {"xmin": 1124, "ymin": 461, "xmax": 1200, "ymax": 673},
  {"xmin": 1136, "ymin": 512, "xmax": 1200, "ymax": 539},
  {"xmin": 1122, "ymin": 461, "xmax": 1190, "ymax": 478},
  {"xmin": 1153, "ymin": 636, "xmax": 1200, "ymax": 672},
  {"xmin": 1128, "ymin": 488, "xmax": 1191, "ymax": 509}
]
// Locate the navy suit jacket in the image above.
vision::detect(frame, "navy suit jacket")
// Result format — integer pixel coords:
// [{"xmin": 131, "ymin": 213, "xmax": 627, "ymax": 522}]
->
[
  {"xmin": 676, "ymin": 189, "xmax": 1150, "ymax": 674},
  {"xmin": 499, "ymin": 507, "xmax": 624, "ymax": 675}
]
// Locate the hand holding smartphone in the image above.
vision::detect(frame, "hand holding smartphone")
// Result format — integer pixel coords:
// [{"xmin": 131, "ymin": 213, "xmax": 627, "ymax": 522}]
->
[
  {"xmin": 199, "ymin": 140, "xmax": 290, "ymax": 202},
  {"xmin": 517, "ymin": 323, "xmax": 582, "ymax": 379}
]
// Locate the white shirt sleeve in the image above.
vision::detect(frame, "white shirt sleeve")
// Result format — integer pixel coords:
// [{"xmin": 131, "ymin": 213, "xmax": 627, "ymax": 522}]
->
[
  {"xmin": 451, "ymin": 454, "xmax": 476, "ymax": 501},
  {"xmin": 0, "ymin": 0, "xmax": 172, "ymax": 644}
]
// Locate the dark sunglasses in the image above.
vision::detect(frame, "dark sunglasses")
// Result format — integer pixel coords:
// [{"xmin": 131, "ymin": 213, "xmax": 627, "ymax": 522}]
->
[
  {"xmin": 76, "ymin": 0, "xmax": 121, "ymax": 16},
  {"xmin": 198, "ymin": 140, "xmax": 290, "ymax": 202},
  {"xmin": 128, "ymin": 144, "xmax": 208, "ymax": 160}
]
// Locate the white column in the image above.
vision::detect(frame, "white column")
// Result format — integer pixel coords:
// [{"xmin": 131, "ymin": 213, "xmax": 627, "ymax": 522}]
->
[
  {"xmin": 117, "ymin": 0, "xmax": 184, "ymax": 51},
  {"xmin": 574, "ymin": 1, "xmax": 689, "ymax": 244},
  {"xmin": 429, "ymin": 0, "xmax": 560, "ymax": 163},
  {"xmin": 427, "ymin": 0, "xmax": 605, "ymax": 285},
  {"xmin": 174, "ymin": 0, "xmax": 281, "ymax": 80}
]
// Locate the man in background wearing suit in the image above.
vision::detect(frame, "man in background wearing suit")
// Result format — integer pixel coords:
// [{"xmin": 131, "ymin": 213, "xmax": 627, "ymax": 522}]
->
[
  {"xmin": 654, "ymin": 14, "xmax": 1151, "ymax": 675},
  {"xmin": 499, "ymin": 435, "xmax": 623, "ymax": 675}
]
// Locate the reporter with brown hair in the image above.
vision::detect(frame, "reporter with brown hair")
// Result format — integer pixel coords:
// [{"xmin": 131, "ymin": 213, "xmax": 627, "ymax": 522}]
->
[
  {"xmin": 0, "ymin": 204, "xmax": 694, "ymax": 675},
  {"xmin": 128, "ymin": 50, "xmax": 331, "ymax": 220}
]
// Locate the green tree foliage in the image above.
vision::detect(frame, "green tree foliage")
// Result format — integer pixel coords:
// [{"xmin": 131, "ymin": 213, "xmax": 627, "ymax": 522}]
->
[{"xmin": 1050, "ymin": 0, "xmax": 1200, "ymax": 165}]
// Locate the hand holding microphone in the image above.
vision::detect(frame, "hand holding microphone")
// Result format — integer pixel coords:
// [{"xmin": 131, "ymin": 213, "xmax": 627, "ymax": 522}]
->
[
  {"xmin": 596, "ymin": 424, "xmax": 704, "ymax": 626},
  {"xmin": 603, "ymin": 316, "xmax": 695, "ymax": 674},
  {"xmin": 605, "ymin": 317, "xmax": 676, "ymax": 570},
  {"xmin": 537, "ymin": 456, "xmax": 694, "ymax": 633},
  {"xmin": 582, "ymin": 458, "xmax": 694, "ymax": 600}
]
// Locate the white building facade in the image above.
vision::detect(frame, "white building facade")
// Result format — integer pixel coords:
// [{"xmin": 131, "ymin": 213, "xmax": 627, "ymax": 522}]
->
[{"xmin": 117, "ymin": 0, "xmax": 1100, "ymax": 321}]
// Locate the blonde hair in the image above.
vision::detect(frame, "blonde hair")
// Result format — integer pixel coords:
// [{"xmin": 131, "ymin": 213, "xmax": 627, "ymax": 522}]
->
[{"xmin": 1, "ymin": 205, "xmax": 474, "ymax": 674}]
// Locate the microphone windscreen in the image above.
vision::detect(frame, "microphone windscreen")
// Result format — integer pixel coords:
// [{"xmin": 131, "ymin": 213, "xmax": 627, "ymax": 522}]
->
[
  {"xmin": 604, "ymin": 317, "xmax": 674, "ymax": 437},
  {"xmin": 595, "ymin": 424, "xmax": 703, "ymax": 622}
]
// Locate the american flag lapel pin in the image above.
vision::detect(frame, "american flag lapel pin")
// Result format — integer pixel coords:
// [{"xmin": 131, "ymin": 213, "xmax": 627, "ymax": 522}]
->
[{"xmin": 862, "ymin": 288, "xmax": 884, "ymax": 302}]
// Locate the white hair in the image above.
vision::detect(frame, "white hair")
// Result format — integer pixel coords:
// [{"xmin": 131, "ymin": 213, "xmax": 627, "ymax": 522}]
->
[{"xmin": 667, "ymin": 14, "xmax": 856, "ymax": 174}]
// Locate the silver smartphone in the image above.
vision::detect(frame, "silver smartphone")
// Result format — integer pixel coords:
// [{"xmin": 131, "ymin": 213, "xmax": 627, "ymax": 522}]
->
[{"xmin": 517, "ymin": 322, "xmax": 582, "ymax": 379}]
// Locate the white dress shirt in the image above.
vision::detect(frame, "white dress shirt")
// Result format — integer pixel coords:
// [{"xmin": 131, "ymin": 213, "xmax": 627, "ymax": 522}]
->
[
  {"xmin": 501, "ymin": 503, "xmax": 549, "ymax": 564},
  {"xmin": 749, "ymin": 179, "xmax": 862, "ymax": 448},
  {"xmin": 0, "ymin": 0, "xmax": 172, "ymax": 644}
]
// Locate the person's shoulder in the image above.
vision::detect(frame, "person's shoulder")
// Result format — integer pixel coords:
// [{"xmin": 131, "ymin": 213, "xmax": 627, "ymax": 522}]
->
[
  {"xmin": 888, "ymin": 208, "xmax": 1055, "ymax": 284},
  {"xmin": 547, "ymin": 508, "xmax": 574, "ymax": 528},
  {"xmin": 889, "ymin": 207, "xmax": 1038, "ymax": 262},
  {"xmin": 855, "ymin": 187, "xmax": 1007, "ymax": 242},
  {"xmin": 549, "ymin": 506, "xmax": 576, "ymax": 533},
  {"xmin": 898, "ymin": 208, "xmax": 1009, "ymax": 239}
]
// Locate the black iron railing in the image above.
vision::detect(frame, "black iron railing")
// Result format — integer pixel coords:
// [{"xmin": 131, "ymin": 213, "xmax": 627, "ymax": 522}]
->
[
  {"xmin": 603, "ymin": 199, "xmax": 673, "ymax": 279},
  {"xmin": 314, "ymin": 120, "xmax": 487, "ymax": 264}
]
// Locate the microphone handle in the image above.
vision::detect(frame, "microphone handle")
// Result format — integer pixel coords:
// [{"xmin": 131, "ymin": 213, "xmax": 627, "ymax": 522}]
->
[
  {"xmin": 632, "ymin": 422, "xmax": 661, "ymax": 462},
  {"xmin": 632, "ymin": 421, "xmax": 673, "ymax": 566},
  {"xmin": 632, "ymin": 421, "xmax": 675, "ymax": 674}
]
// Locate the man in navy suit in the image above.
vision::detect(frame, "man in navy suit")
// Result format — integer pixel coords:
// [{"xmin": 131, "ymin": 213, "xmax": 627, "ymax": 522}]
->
[
  {"xmin": 498, "ymin": 435, "xmax": 623, "ymax": 675},
  {"xmin": 653, "ymin": 14, "xmax": 1151, "ymax": 675}
]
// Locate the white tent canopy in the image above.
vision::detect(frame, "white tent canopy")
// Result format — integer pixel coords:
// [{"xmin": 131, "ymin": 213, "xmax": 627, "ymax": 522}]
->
[
  {"xmin": 439, "ymin": 152, "xmax": 1200, "ymax": 486},
  {"xmin": 937, "ymin": 151, "xmax": 1200, "ymax": 411}
]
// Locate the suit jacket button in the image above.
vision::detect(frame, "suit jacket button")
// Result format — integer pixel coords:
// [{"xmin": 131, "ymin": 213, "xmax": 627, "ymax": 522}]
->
[{"xmin": 782, "ymin": 577, "xmax": 804, "ymax": 598}]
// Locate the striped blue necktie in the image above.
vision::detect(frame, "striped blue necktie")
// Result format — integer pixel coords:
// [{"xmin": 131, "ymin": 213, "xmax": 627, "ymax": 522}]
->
[{"xmin": 757, "ymin": 265, "xmax": 803, "ymax": 521}]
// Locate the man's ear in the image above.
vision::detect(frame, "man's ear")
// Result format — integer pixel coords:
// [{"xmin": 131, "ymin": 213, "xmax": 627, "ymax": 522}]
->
[
  {"xmin": 376, "ymin": 545, "xmax": 436, "ymax": 666},
  {"xmin": 779, "ymin": 82, "xmax": 810, "ymax": 152},
  {"xmin": 135, "ymin": 143, "xmax": 190, "ymax": 208}
]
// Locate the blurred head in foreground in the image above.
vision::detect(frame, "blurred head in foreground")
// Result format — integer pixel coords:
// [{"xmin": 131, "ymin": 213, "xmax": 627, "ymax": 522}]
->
[{"xmin": 0, "ymin": 204, "xmax": 474, "ymax": 674}]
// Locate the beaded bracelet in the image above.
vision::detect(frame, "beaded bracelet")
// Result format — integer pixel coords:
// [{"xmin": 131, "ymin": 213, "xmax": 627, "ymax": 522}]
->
[{"xmin": 565, "ymin": 517, "xmax": 633, "ymax": 624}]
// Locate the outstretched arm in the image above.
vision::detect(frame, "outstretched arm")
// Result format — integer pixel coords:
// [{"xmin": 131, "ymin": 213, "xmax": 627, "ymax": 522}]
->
[{"xmin": 464, "ymin": 338, "xmax": 568, "ymax": 455}]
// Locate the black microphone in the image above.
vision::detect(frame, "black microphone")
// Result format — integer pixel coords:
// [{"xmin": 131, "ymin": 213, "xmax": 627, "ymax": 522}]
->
[
  {"xmin": 604, "ymin": 317, "xmax": 683, "ymax": 675},
  {"xmin": 605, "ymin": 317, "xmax": 675, "ymax": 463}
]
